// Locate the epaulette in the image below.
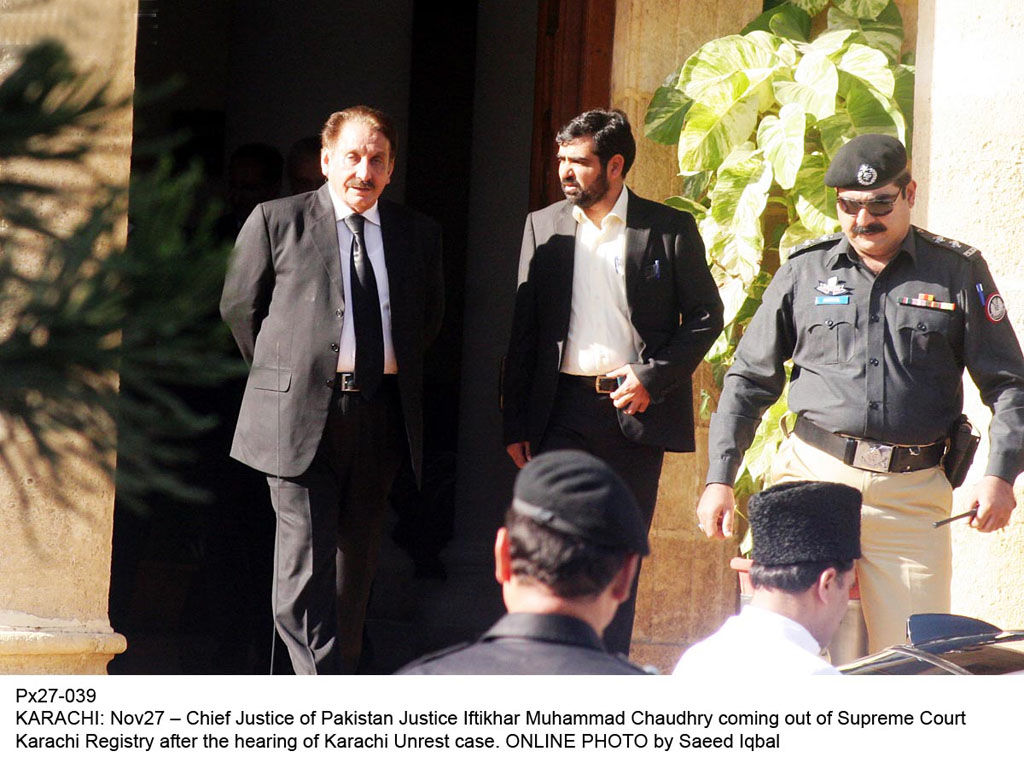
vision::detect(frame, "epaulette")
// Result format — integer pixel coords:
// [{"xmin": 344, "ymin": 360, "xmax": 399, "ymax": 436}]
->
[
  {"xmin": 785, "ymin": 231, "xmax": 844, "ymax": 259},
  {"xmin": 915, "ymin": 227, "xmax": 981, "ymax": 259}
]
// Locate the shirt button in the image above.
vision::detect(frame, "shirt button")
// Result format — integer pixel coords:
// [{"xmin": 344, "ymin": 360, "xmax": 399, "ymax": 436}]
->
[
  {"xmin": 826, "ymin": 319, "xmax": 835, "ymax": 327},
  {"xmin": 335, "ymin": 308, "xmax": 343, "ymax": 317},
  {"xmin": 917, "ymin": 322, "xmax": 926, "ymax": 331},
  {"xmin": 330, "ymin": 343, "xmax": 339, "ymax": 352},
  {"xmin": 326, "ymin": 377, "xmax": 335, "ymax": 388},
  {"xmin": 870, "ymin": 314, "xmax": 880, "ymax": 323},
  {"xmin": 869, "ymin": 401, "xmax": 880, "ymax": 410},
  {"xmin": 870, "ymin": 357, "xmax": 879, "ymax": 366}
]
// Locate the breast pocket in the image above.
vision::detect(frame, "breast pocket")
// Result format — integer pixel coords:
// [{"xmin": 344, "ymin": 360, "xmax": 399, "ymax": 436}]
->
[
  {"xmin": 895, "ymin": 310, "xmax": 958, "ymax": 369},
  {"xmin": 805, "ymin": 304, "xmax": 858, "ymax": 365}
]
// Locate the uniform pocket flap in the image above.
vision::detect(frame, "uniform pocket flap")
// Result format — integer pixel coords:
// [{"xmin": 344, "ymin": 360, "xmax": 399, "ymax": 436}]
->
[{"xmin": 250, "ymin": 366, "xmax": 292, "ymax": 391}]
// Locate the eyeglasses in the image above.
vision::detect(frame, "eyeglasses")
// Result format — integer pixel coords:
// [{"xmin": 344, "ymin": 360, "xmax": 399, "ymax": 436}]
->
[{"xmin": 836, "ymin": 194, "xmax": 901, "ymax": 217}]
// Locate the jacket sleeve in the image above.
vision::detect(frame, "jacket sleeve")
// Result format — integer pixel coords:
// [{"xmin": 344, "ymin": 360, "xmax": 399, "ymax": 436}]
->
[
  {"xmin": 631, "ymin": 210, "xmax": 724, "ymax": 402},
  {"xmin": 706, "ymin": 263, "xmax": 796, "ymax": 485},
  {"xmin": 501, "ymin": 213, "xmax": 538, "ymax": 445},
  {"xmin": 962, "ymin": 255, "xmax": 1024, "ymax": 482},
  {"xmin": 219, "ymin": 204, "xmax": 275, "ymax": 366}
]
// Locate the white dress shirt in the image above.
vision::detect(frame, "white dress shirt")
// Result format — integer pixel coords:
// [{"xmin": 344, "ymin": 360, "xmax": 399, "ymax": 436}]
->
[
  {"xmin": 673, "ymin": 604, "xmax": 841, "ymax": 677},
  {"xmin": 560, "ymin": 186, "xmax": 641, "ymax": 376},
  {"xmin": 327, "ymin": 185, "xmax": 397, "ymax": 374}
]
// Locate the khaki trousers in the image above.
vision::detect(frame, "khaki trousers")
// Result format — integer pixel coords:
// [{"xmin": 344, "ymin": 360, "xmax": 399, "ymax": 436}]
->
[{"xmin": 771, "ymin": 433, "xmax": 953, "ymax": 653}]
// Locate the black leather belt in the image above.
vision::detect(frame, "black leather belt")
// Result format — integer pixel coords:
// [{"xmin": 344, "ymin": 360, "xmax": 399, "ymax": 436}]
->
[
  {"xmin": 794, "ymin": 417, "xmax": 945, "ymax": 474},
  {"xmin": 559, "ymin": 373, "xmax": 621, "ymax": 394}
]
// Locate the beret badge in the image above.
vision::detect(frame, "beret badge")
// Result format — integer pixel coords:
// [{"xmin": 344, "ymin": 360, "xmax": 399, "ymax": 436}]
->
[{"xmin": 856, "ymin": 163, "xmax": 878, "ymax": 186}]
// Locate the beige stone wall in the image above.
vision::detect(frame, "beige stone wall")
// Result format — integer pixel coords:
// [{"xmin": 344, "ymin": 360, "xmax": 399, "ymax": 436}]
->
[
  {"xmin": 610, "ymin": 0, "xmax": 761, "ymax": 673},
  {"xmin": 0, "ymin": 0, "xmax": 137, "ymax": 673},
  {"xmin": 913, "ymin": 0, "xmax": 1024, "ymax": 630}
]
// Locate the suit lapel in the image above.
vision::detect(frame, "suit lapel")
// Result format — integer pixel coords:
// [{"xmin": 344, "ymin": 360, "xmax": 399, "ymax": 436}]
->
[
  {"xmin": 623, "ymin": 189, "xmax": 651, "ymax": 306},
  {"xmin": 309, "ymin": 184, "xmax": 343, "ymax": 297}
]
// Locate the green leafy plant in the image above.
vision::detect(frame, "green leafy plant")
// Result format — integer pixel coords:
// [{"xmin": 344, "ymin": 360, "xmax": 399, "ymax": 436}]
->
[
  {"xmin": 0, "ymin": 41, "xmax": 243, "ymax": 515},
  {"xmin": 645, "ymin": 0, "xmax": 913, "ymax": 497}
]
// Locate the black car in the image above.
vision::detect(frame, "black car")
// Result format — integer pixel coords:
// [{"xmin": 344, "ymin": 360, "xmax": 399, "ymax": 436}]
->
[{"xmin": 839, "ymin": 614, "xmax": 1024, "ymax": 675}]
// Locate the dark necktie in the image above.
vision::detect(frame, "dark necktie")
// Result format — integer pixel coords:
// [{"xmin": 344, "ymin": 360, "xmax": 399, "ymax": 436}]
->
[{"xmin": 344, "ymin": 214, "xmax": 384, "ymax": 398}]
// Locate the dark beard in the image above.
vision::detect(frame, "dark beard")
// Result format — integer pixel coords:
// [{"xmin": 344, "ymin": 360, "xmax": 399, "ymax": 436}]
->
[{"xmin": 563, "ymin": 169, "xmax": 609, "ymax": 208}]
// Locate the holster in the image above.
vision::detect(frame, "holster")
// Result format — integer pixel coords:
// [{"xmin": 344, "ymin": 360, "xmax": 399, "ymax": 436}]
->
[{"xmin": 942, "ymin": 415, "xmax": 980, "ymax": 488}]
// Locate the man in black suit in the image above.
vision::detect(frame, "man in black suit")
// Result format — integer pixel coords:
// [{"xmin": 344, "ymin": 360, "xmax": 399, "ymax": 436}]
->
[
  {"xmin": 503, "ymin": 109, "xmax": 723, "ymax": 653},
  {"xmin": 221, "ymin": 105, "xmax": 443, "ymax": 674}
]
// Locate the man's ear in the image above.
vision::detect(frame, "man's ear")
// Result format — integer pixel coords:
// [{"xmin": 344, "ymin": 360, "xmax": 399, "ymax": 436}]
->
[
  {"xmin": 494, "ymin": 527, "xmax": 512, "ymax": 585},
  {"xmin": 607, "ymin": 153, "xmax": 625, "ymax": 181},
  {"xmin": 608, "ymin": 554, "xmax": 639, "ymax": 602},
  {"xmin": 816, "ymin": 567, "xmax": 840, "ymax": 603},
  {"xmin": 905, "ymin": 178, "xmax": 917, "ymax": 208}
]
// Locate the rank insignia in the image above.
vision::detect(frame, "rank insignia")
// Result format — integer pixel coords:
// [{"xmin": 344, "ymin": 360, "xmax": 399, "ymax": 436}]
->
[
  {"xmin": 816, "ymin": 276, "xmax": 850, "ymax": 296},
  {"xmin": 857, "ymin": 163, "xmax": 877, "ymax": 186},
  {"xmin": 986, "ymin": 293, "xmax": 1007, "ymax": 323}
]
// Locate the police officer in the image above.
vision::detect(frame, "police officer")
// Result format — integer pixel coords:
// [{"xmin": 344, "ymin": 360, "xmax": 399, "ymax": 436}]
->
[
  {"xmin": 397, "ymin": 450, "xmax": 651, "ymax": 674},
  {"xmin": 695, "ymin": 134, "xmax": 1024, "ymax": 653}
]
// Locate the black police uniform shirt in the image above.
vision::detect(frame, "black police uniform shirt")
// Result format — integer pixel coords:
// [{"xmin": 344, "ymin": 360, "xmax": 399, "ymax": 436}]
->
[
  {"xmin": 396, "ymin": 613, "xmax": 649, "ymax": 675},
  {"xmin": 708, "ymin": 226, "xmax": 1024, "ymax": 486}
]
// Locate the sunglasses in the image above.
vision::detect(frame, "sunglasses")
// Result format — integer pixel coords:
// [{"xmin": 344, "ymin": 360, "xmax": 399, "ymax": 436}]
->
[{"xmin": 836, "ymin": 193, "xmax": 901, "ymax": 217}]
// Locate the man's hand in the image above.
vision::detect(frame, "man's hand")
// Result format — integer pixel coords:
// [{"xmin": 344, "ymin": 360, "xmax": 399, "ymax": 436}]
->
[
  {"xmin": 966, "ymin": 475, "xmax": 1016, "ymax": 532},
  {"xmin": 696, "ymin": 482, "xmax": 736, "ymax": 538},
  {"xmin": 506, "ymin": 441, "xmax": 531, "ymax": 469},
  {"xmin": 607, "ymin": 365, "xmax": 650, "ymax": 415}
]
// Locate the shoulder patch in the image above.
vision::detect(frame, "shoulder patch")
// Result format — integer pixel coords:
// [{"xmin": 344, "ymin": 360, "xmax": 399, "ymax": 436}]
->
[
  {"xmin": 785, "ymin": 232, "xmax": 844, "ymax": 259},
  {"xmin": 915, "ymin": 227, "xmax": 980, "ymax": 259}
]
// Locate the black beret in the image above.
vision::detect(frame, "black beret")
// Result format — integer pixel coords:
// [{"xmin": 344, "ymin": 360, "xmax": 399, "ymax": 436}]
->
[
  {"xmin": 750, "ymin": 481, "xmax": 861, "ymax": 565},
  {"xmin": 512, "ymin": 450, "xmax": 649, "ymax": 555},
  {"xmin": 824, "ymin": 133, "xmax": 908, "ymax": 189}
]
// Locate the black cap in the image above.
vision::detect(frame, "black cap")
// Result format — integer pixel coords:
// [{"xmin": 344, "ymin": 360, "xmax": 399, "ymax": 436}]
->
[
  {"xmin": 750, "ymin": 481, "xmax": 861, "ymax": 565},
  {"xmin": 824, "ymin": 133, "xmax": 908, "ymax": 189},
  {"xmin": 512, "ymin": 450, "xmax": 649, "ymax": 555}
]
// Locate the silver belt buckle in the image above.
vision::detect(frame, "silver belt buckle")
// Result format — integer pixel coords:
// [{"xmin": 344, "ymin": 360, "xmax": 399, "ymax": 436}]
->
[{"xmin": 852, "ymin": 440, "xmax": 894, "ymax": 472}]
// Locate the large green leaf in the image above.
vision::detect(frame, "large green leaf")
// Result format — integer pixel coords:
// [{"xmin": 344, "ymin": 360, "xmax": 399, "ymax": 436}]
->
[
  {"xmin": 829, "ymin": 2, "xmax": 904, "ymax": 62},
  {"xmin": 742, "ymin": 3, "xmax": 812, "ymax": 42},
  {"xmin": 837, "ymin": 43, "xmax": 894, "ymax": 96},
  {"xmin": 774, "ymin": 49, "xmax": 838, "ymax": 121},
  {"xmin": 833, "ymin": 0, "xmax": 891, "ymax": 20},
  {"xmin": 843, "ymin": 78, "xmax": 905, "ymax": 140},
  {"xmin": 681, "ymin": 170, "xmax": 713, "ymax": 202},
  {"xmin": 793, "ymin": 154, "xmax": 838, "ymax": 234},
  {"xmin": 679, "ymin": 33, "xmax": 779, "ymax": 106},
  {"xmin": 665, "ymin": 195, "xmax": 708, "ymax": 219},
  {"xmin": 757, "ymin": 103, "xmax": 806, "ymax": 190},
  {"xmin": 677, "ymin": 71, "xmax": 761, "ymax": 171},
  {"xmin": 645, "ymin": 83, "xmax": 692, "ymax": 145},
  {"xmin": 804, "ymin": 28, "xmax": 858, "ymax": 59},
  {"xmin": 705, "ymin": 147, "xmax": 773, "ymax": 283},
  {"xmin": 788, "ymin": 0, "xmax": 829, "ymax": 15},
  {"xmin": 714, "ymin": 273, "xmax": 753, "ymax": 329},
  {"xmin": 817, "ymin": 112, "xmax": 854, "ymax": 159}
]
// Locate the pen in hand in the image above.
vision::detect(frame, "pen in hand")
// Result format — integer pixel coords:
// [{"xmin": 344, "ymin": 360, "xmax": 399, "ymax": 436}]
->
[{"xmin": 933, "ymin": 508, "xmax": 978, "ymax": 529}]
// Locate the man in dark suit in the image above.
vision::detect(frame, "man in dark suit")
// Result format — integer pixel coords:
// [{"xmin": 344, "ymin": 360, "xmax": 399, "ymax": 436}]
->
[
  {"xmin": 220, "ymin": 105, "xmax": 443, "ymax": 674},
  {"xmin": 503, "ymin": 109, "xmax": 723, "ymax": 653},
  {"xmin": 398, "ymin": 450, "xmax": 651, "ymax": 675}
]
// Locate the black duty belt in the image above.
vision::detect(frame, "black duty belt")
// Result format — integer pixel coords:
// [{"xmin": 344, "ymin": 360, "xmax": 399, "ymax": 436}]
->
[
  {"xmin": 559, "ymin": 373, "xmax": 621, "ymax": 395},
  {"xmin": 331, "ymin": 372, "xmax": 397, "ymax": 393},
  {"xmin": 794, "ymin": 417, "xmax": 945, "ymax": 474}
]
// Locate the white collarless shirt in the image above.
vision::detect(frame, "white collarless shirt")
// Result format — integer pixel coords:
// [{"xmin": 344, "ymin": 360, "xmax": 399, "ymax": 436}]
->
[
  {"xmin": 327, "ymin": 185, "xmax": 397, "ymax": 374},
  {"xmin": 673, "ymin": 604, "xmax": 841, "ymax": 677},
  {"xmin": 560, "ymin": 186, "xmax": 641, "ymax": 376}
]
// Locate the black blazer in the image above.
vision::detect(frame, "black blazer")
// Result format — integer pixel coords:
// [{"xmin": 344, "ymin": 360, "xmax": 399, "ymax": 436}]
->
[
  {"xmin": 221, "ymin": 184, "xmax": 443, "ymax": 480},
  {"xmin": 503, "ymin": 190, "xmax": 722, "ymax": 453}
]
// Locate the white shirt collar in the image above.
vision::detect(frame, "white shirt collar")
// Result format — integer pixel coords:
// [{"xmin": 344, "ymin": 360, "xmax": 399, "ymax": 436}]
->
[
  {"xmin": 742, "ymin": 604, "xmax": 824, "ymax": 656},
  {"xmin": 326, "ymin": 183, "xmax": 382, "ymax": 227},
  {"xmin": 571, "ymin": 184, "xmax": 629, "ymax": 228}
]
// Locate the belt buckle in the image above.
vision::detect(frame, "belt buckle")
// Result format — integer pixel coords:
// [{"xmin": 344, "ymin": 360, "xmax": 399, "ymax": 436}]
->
[
  {"xmin": 852, "ymin": 440, "xmax": 894, "ymax": 472},
  {"xmin": 338, "ymin": 373, "xmax": 360, "ymax": 393},
  {"xmin": 595, "ymin": 376, "xmax": 619, "ymax": 394}
]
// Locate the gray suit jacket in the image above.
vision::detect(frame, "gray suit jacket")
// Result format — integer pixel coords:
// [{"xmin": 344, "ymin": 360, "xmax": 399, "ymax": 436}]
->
[
  {"xmin": 221, "ymin": 184, "xmax": 443, "ymax": 480},
  {"xmin": 503, "ymin": 190, "xmax": 723, "ymax": 453}
]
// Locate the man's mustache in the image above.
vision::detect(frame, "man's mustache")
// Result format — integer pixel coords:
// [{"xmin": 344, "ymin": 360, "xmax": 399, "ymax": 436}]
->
[
  {"xmin": 346, "ymin": 180, "xmax": 375, "ymax": 190},
  {"xmin": 852, "ymin": 223, "xmax": 886, "ymax": 235}
]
